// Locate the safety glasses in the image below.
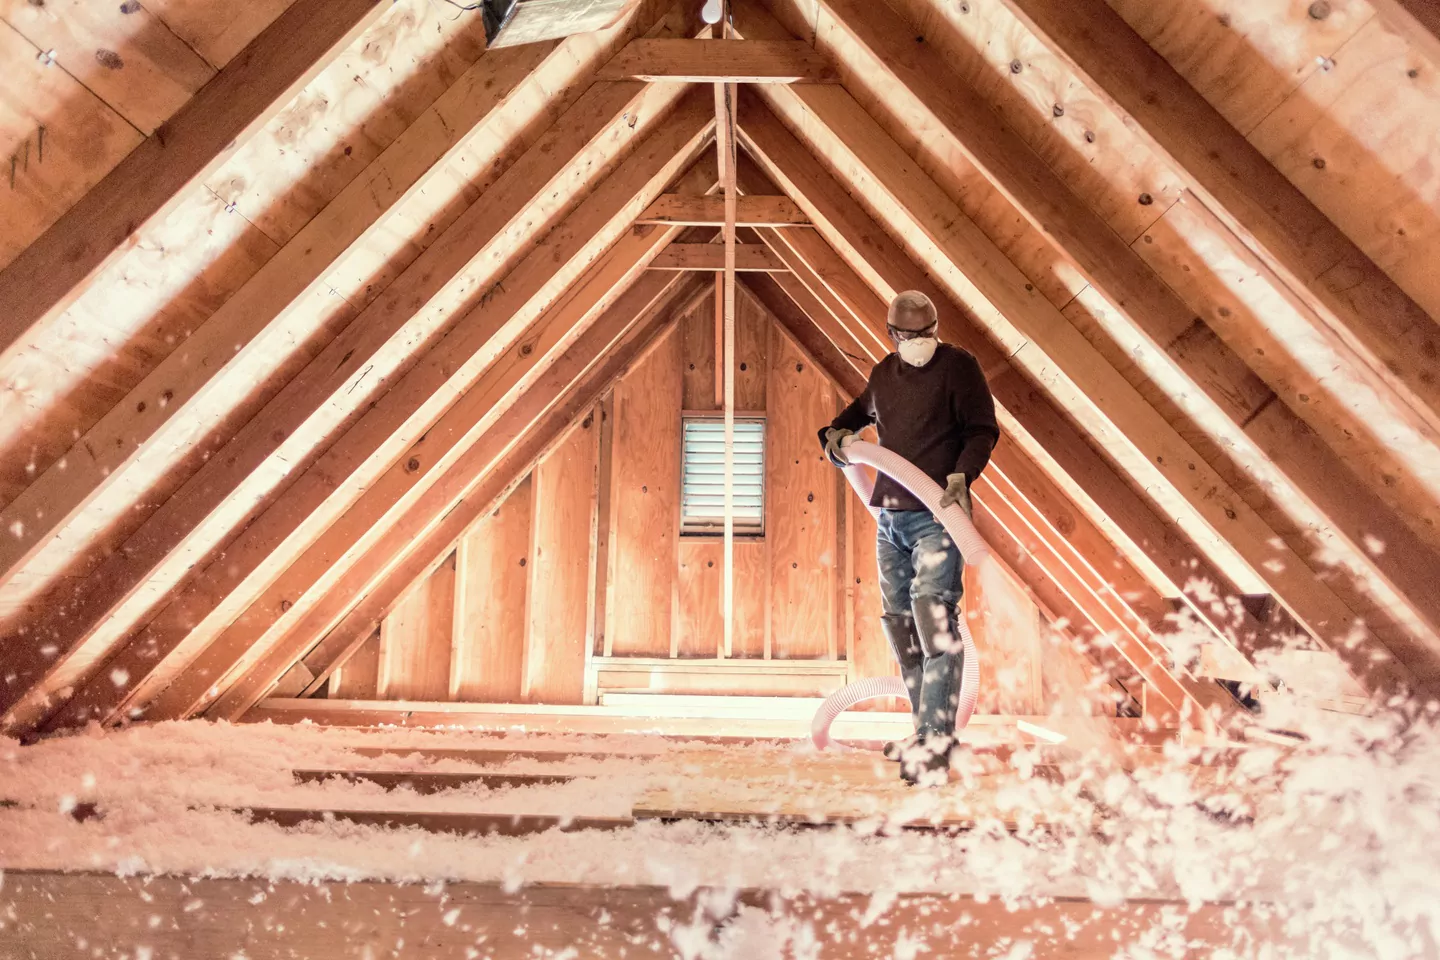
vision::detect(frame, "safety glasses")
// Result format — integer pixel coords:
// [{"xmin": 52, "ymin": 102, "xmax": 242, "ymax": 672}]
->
[{"xmin": 887, "ymin": 323, "xmax": 937, "ymax": 343}]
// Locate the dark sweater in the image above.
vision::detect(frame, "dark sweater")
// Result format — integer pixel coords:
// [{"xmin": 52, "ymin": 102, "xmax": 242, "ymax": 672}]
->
[{"xmin": 821, "ymin": 344, "xmax": 999, "ymax": 512}]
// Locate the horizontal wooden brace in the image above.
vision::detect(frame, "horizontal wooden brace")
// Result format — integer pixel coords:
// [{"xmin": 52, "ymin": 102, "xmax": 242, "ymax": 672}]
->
[
  {"xmin": 600, "ymin": 39, "xmax": 839, "ymax": 83},
  {"xmin": 649, "ymin": 243, "xmax": 786, "ymax": 271},
  {"xmin": 638, "ymin": 194, "xmax": 808, "ymax": 226}
]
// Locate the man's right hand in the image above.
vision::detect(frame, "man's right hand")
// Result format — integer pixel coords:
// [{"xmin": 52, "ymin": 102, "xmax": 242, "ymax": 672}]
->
[{"xmin": 822, "ymin": 427, "xmax": 854, "ymax": 467}]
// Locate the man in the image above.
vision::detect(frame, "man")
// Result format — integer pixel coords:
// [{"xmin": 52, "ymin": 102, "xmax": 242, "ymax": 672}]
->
[{"xmin": 818, "ymin": 291, "xmax": 998, "ymax": 785}]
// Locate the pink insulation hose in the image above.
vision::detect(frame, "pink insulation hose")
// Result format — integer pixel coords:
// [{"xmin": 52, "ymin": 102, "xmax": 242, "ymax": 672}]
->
[{"xmin": 811, "ymin": 439, "xmax": 989, "ymax": 750}]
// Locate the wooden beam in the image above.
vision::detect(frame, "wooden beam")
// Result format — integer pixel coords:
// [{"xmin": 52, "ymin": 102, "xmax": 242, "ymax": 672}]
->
[
  {"xmin": 149, "ymin": 200, "xmax": 715, "ymax": 724},
  {"xmin": 649, "ymin": 243, "xmax": 786, "ymax": 271},
  {"xmin": 810, "ymin": 0, "xmax": 1440, "ymax": 673},
  {"xmin": 0, "ymin": 0, "xmax": 387, "ymax": 365},
  {"xmin": 0, "ymin": 80, "xmax": 705, "ymax": 733},
  {"xmin": 1359, "ymin": 1, "xmax": 1440, "ymax": 94},
  {"xmin": 0, "ymin": 10, "xmax": 699, "ymax": 729},
  {"xmin": 0, "ymin": 41, "xmax": 563, "ymax": 613},
  {"xmin": 637, "ymin": 193, "xmax": 807, "ymax": 225},
  {"xmin": 990, "ymin": 0, "xmax": 1440, "ymax": 465},
  {"xmin": 600, "ymin": 38, "xmax": 838, "ymax": 82},
  {"xmin": 37, "ymin": 94, "xmax": 717, "ymax": 732},
  {"xmin": 216, "ymin": 277, "xmax": 711, "ymax": 718},
  {"xmin": 733, "ymin": 101, "xmax": 1298, "ymax": 674},
  {"xmin": 0, "ymin": 873, "xmax": 1297, "ymax": 959},
  {"xmin": 733, "ymin": 68, "xmax": 1415, "ymax": 694}
]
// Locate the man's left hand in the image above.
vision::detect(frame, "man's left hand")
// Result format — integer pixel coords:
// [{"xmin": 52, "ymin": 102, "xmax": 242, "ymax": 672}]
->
[{"xmin": 939, "ymin": 473, "xmax": 971, "ymax": 518}]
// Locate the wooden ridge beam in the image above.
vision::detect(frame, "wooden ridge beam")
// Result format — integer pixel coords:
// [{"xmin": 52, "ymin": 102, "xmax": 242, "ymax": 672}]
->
[
  {"xmin": 0, "ymin": 0, "xmax": 388, "ymax": 365},
  {"xmin": 37, "ymin": 92, "xmax": 717, "ymax": 732},
  {"xmin": 0, "ymin": 77, "xmax": 699, "ymax": 732},
  {"xmin": 600, "ymin": 38, "xmax": 839, "ymax": 83},
  {"xmin": 204, "ymin": 273, "xmax": 712, "ymax": 720},
  {"xmin": 733, "ymin": 64, "xmax": 1415, "ymax": 693},
  {"xmin": 637, "ymin": 193, "xmax": 807, "ymax": 225},
  {"xmin": 996, "ymin": 0, "xmax": 1440, "ymax": 449},
  {"xmin": 733, "ymin": 99, "xmax": 1304, "ymax": 676},
  {"xmin": 649, "ymin": 242, "xmax": 786, "ymax": 271},
  {"xmin": 0, "ymin": 41, "xmax": 566, "ymax": 614},
  {"xmin": 809, "ymin": 0, "xmax": 1440, "ymax": 676}
]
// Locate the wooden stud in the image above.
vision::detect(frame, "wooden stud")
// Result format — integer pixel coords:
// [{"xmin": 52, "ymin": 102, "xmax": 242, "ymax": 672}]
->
[{"xmin": 600, "ymin": 38, "xmax": 839, "ymax": 83}]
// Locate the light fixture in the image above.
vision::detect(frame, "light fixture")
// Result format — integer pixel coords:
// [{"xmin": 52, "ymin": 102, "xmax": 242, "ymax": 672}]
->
[{"xmin": 701, "ymin": 0, "xmax": 723, "ymax": 24}]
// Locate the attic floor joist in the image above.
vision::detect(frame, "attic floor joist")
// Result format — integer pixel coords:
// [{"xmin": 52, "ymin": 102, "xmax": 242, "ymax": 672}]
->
[{"xmin": 4, "ymin": 0, "xmax": 1440, "ymax": 737}]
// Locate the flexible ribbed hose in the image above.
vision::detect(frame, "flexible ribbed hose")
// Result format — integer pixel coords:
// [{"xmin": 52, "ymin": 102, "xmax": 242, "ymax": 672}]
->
[{"xmin": 811, "ymin": 439, "xmax": 987, "ymax": 750}]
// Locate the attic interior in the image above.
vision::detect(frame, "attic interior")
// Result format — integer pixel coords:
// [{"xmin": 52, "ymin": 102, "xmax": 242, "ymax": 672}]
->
[{"xmin": 1, "ymin": 0, "xmax": 1439, "ymax": 955}]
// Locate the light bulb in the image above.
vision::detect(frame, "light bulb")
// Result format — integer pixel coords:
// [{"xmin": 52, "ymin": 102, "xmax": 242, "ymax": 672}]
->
[{"xmin": 701, "ymin": 0, "xmax": 723, "ymax": 24}]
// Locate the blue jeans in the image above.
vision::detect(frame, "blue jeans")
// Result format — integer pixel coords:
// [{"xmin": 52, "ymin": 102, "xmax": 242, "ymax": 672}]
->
[{"xmin": 876, "ymin": 509, "xmax": 964, "ymax": 739}]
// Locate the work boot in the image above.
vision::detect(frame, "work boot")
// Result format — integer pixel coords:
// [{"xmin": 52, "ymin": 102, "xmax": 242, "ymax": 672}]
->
[
  {"xmin": 882, "ymin": 733, "xmax": 921, "ymax": 762},
  {"xmin": 899, "ymin": 736, "xmax": 953, "ymax": 787}
]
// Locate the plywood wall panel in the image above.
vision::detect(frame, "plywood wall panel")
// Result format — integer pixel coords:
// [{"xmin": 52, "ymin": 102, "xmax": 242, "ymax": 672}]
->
[
  {"xmin": 676, "ymin": 538, "xmax": 768, "ymax": 658},
  {"xmin": 606, "ymin": 326, "xmax": 683, "ymax": 657},
  {"xmin": 734, "ymin": 286, "xmax": 770, "ymax": 410},
  {"xmin": 330, "ymin": 629, "xmax": 379, "ymax": 699},
  {"xmin": 525, "ymin": 417, "xmax": 597, "ymax": 704},
  {"xmin": 766, "ymin": 326, "xmax": 838, "ymax": 660},
  {"xmin": 377, "ymin": 554, "xmax": 455, "ymax": 700},
  {"xmin": 680, "ymin": 289, "xmax": 719, "ymax": 411},
  {"xmin": 451, "ymin": 476, "xmax": 533, "ymax": 702}
]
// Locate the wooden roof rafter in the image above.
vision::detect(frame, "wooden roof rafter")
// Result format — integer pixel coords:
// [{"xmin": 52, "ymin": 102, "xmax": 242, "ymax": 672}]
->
[
  {"xmin": 796, "ymin": 0, "xmax": 1440, "ymax": 684},
  {"xmin": 728, "ymin": 23, "xmax": 1418, "ymax": 694},
  {"xmin": 731, "ymin": 103, "xmax": 1307, "ymax": 683},
  {"xmin": 27, "ymin": 90, "xmax": 718, "ymax": 734},
  {"xmin": 208, "ymin": 274, "xmax": 716, "ymax": 720},
  {"xmin": 0, "ymin": 0, "xmax": 390, "ymax": 365}
]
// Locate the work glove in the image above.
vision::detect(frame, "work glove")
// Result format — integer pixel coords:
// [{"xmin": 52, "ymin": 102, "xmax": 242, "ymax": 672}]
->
[
  {"xmin": 821, "ymin": 427, "xmax": 853, "ymax": 467},
  {"xmin": 938, "ymin": 473, "xmax": 972, "ymax": 518}
]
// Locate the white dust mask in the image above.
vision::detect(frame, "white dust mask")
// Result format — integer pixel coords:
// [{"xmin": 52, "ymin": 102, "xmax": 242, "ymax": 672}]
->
[{"xmin": 897, "ymin": 336, "xmax": 938, "ymax": 367}]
